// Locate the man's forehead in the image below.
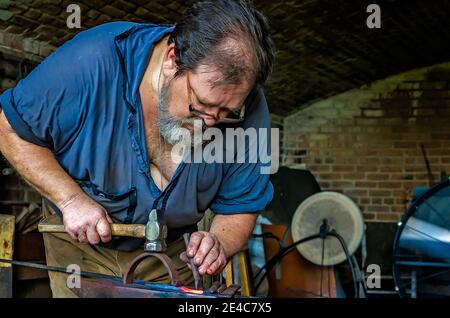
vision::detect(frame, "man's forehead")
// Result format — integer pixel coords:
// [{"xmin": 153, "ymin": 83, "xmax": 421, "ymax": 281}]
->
[{"xmin": 191, "ymin": 66, "xmax": 251, "ymax": 96}]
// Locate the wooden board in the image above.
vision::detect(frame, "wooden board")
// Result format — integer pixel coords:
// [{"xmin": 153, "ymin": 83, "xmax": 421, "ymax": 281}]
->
[{"xmin": 0, "ymin": 214, "xmax": 15, "ymax": 298}]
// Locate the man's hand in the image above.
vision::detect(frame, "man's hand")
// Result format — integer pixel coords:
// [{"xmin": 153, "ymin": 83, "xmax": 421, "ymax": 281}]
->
[
  {"xmin": 180, "ymin": 231, "xmax": 228, "ymax": 276},
  {"xmin": 60, "ymin": 192, "xmax": 113, "ymax": 244}
]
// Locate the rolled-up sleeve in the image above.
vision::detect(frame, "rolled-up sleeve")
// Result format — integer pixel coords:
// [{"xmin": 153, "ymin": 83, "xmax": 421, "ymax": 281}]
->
[
  {"xmin": 210, "ymin": 162, "xmax": 273, "ymax": 214},
  {"xmin": 1, "ymin": 88, "xmax": 51, "ymax": 147}
]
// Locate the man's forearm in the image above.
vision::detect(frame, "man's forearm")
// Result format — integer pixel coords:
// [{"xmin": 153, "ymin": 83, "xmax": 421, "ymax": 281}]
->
[
  {"xmin": 209, "ymin": 213, "xmax": 258, "ymax": 259},
  {"xmin": 0, "ymin": 111, "xmax": 84, "ymax": 209}
]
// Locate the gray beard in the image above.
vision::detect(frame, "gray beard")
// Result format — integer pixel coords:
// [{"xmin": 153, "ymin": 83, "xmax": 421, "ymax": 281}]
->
[{"xmin": 156, "ymin": 80, "xmax": 205, "ymax": 148}]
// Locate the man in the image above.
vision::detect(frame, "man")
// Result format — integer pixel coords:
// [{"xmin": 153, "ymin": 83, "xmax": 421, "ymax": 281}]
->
[{"xmin": 0, "ymin": 0, "xmax": 275, "ymax": 297}]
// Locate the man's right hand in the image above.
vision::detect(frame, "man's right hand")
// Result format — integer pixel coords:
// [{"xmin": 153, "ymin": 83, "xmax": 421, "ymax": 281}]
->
[{"xmin": 59, "ymin": 192, "xmax": 113, "ymax": 244}]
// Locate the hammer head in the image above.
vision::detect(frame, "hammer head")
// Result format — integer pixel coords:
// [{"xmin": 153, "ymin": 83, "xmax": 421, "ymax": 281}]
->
[{"xmin": 144, "ymin": 209, "xmax": 167, "ymax": 252}]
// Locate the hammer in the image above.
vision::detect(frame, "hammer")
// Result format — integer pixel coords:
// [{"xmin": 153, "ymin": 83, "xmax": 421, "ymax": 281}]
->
[{"xmin": 38, "ymin": 209, "xmax": 167, "ymax": 252}]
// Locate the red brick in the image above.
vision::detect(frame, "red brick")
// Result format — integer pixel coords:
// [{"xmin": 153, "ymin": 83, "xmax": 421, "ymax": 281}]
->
[
  {"xmin": 403, "ymin": 165, "xmax": 426, "ymax": 173},
  {"xmin": 354, "ymin": 149, "xmax": 379, "ymax": 157},
  {"xmin": 404, "ymin": 149, "xmax": 421, "ymax": 156},
  {"xmin": 360, "ymin": 198, "xmax": 370, "ymax": 205},
  {"xmin": 355, "ymin": 181, "xmax": 377, "ymax": 188},
  {"xmin": 0, "ymin": 189, "xmax": 25, "ymax": 201},
  {"xmin": 389, "ymin": 173, "xmax": 406, "ymax": 180},
  {"xmin": 367, "ymin": 205, "xmax": 391, "ymax": 213},
  {"xmin": 378, "ymin": 182, "xmax": 401, "ymax": 189},
  {"xmin": 344, "ymin": 189, "xmax": 368, "ymax": 197},
  {"xmin": 358, "ymin": 158, "xmax": 380, "ymax": 165},
  {"xmin": 371, "ymin": 198, "xmax": 382, "ymax": 205},
  {"xmin": 26, "ymin": 191, "xmax": 42, "ymax": 203},
  {"xmin": 380, "ymin": 166, "xmax": 401, "ymax": 173},
  {"xmin": 377, "ymin": 149, "xmax": 403, "ymax": 156},
  {"xmin": 369, "ymin": 190, "xmax": 392, "ymax": 197},
  {"xmin": 424, "ymin": 157, "xmax": 439, "ymax": 164},
  {"xmin": 402, "ymin": 181, "xmax": 427, "ymax": 189},
  {"xmin": 333, "ymin": 165, "xmax": 355, "ymax": 172},
  {"xmin": 414, "ymin": 173, "xmax": 430, "ymax": 180},
  {"xmin": 307, "ymin": 165, "xmax": 331, "ymax": 172},
  {"xmin": 317, "ymin": 173, "xmax": 342, "ymax": 180},
  {"xmin": 394, "ymin": 141, "xmax": 417, "ymax": 148},
  {"xmin": 313, "ymin": 158, "xmax": 323, "ymax": 164},
  {"xmin": 431, "ymin": 133, "xmax": 450, "ymax": 139},
  {"xmin": 356, "ymin": 165, "xmax": 378, "ymax": 172},
  {"xmin": 319, "ymin": 182, "xmax": 331, "ymax": 189},
  {"xmin": 363, "ymin": 213, "xmax": 376, "ymax": 220},
  {"xmin": 332, "ymin": 181, "xmax": 354, "ymax": 188},
  {"xmin": 404, "ymin": 157, "xmax": 417, "ymax": 164},
  {"xmin": 342, "ymin": 173, "xmax": 365, "ymax": 180},
  {"xmin": 392, "ymin": 190, "xmax": 406, "ymax": 197},
  {"xmin": 421, "ymin": 141, "xmax": 442, "ymax": 148},
  {"xmin": 376, "ymin": 213, "xmax": 402, "ymax": 222},
  {"xmin": 392, "ymin": 205, "xmax": 406, "ymax": 213},
  {"xmin": 381, "ymin": 158, "xmax": 403, "ymax": 165},
  {"xmin": 367, "ymin": 173, "xmax": 390, "ymax": 180},
  {"xmin": 428, "ymin": 149, "xmax": 450, "ymax": 156}
]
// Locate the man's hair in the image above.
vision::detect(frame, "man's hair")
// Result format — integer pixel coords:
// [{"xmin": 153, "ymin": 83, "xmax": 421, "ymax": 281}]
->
[{"xmin": 168, "ymin": 0, "xmax": 275, "ymax": 87}]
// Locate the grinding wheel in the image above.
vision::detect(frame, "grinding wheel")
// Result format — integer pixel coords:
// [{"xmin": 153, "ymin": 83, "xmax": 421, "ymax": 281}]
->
[{"xmin": 291, "ymin": 191, "xmax": 364, "ymax": 266}]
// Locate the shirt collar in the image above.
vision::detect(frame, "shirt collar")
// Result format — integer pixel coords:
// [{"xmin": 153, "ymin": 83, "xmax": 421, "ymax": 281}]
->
[{"xmin": 114, "ymin": 24, "xmax": 175, "ymax": 113}]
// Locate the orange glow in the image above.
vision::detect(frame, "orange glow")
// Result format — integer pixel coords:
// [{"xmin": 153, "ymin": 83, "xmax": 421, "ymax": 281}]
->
[{"xmin": 180, "ymin": 286, "xmax": 204, "ymax": 295}]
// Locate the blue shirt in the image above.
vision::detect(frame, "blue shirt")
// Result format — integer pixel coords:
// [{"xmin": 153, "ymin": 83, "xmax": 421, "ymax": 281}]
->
[{"xmin": 0, "ymin": 22, "xmax": 273, "ymax": 251}]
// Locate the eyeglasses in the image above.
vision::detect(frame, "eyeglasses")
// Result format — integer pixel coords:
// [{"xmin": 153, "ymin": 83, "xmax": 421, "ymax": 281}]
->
[{"xmin": 186, "ymin": 73, "xmax": 245, "ymax": 124}]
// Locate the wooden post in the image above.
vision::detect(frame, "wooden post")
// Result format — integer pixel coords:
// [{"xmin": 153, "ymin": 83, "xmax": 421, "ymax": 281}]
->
[
  {"xmin": 238, "ymin": 249, "xmax": 254, "ymax": 296},
  {"xmin": 225, "ymin": 259, "xmax": 234, "ymax": 287},
  {"xmin": 0, "ymin": 214, "xmax": 15, "ymax": 298}
]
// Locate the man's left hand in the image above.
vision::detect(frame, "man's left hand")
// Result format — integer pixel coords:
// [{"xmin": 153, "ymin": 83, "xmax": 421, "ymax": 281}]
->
[{"xmin": 179, "ymin": 231, "xmax": 228, "ymax": 276}]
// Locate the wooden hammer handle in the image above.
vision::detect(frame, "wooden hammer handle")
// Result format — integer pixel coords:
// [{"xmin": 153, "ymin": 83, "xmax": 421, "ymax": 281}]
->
[{"xmin": 38, "ymin": 222, "xmax": 145, "ymax": 238}]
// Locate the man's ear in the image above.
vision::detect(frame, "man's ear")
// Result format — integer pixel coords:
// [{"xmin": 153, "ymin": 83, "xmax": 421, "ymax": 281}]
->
[{"xmin": 162, "ymin": 43, "xmax": 177, "ymax": 77}]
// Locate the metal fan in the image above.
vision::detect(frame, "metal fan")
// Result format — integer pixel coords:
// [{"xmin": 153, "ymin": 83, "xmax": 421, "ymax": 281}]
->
[
  {"xmin": 291, "ymin": 191, "xmax": 364, "ymax": 266},
  {"xmin": 392, "ymin": 178, "xmax": 450, "ymax": 298}
]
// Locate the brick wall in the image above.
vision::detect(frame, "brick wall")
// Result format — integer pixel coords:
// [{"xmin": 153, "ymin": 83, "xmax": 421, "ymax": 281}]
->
[
  {"xmin": 282, "ymin": 62, "xmax": 450, "ymax": 222},
  {"xmin": 0, "ymin": 54, "xmax": 40, "ymax": 213}
]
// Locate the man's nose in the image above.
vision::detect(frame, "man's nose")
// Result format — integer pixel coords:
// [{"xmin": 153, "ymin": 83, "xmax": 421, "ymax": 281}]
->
[
  {"xmin": 205, "ymin": 106, "xmax": 221, "ymax": 118},
  {"xmin": 198, "ymin": 107, "xmax": 220, "ymax": 126}
]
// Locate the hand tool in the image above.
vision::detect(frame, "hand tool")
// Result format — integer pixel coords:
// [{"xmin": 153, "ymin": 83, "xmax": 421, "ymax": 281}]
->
[
  {"xmin": 38, "ymin": 208, "xmax": 167, "ymax": 252},
  {"xmin": 144, "ymin": 209, "xmax": 167, "ymax": 252}
]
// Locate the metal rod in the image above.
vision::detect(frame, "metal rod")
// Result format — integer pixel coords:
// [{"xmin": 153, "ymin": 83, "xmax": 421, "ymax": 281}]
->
[
  {"xmin": 183, "ymin": 233, "xmax": 203, "ymax": 290},
  {"xmin": 0, "ymin": 258, "xmax": 204, "ymax": 295}
]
